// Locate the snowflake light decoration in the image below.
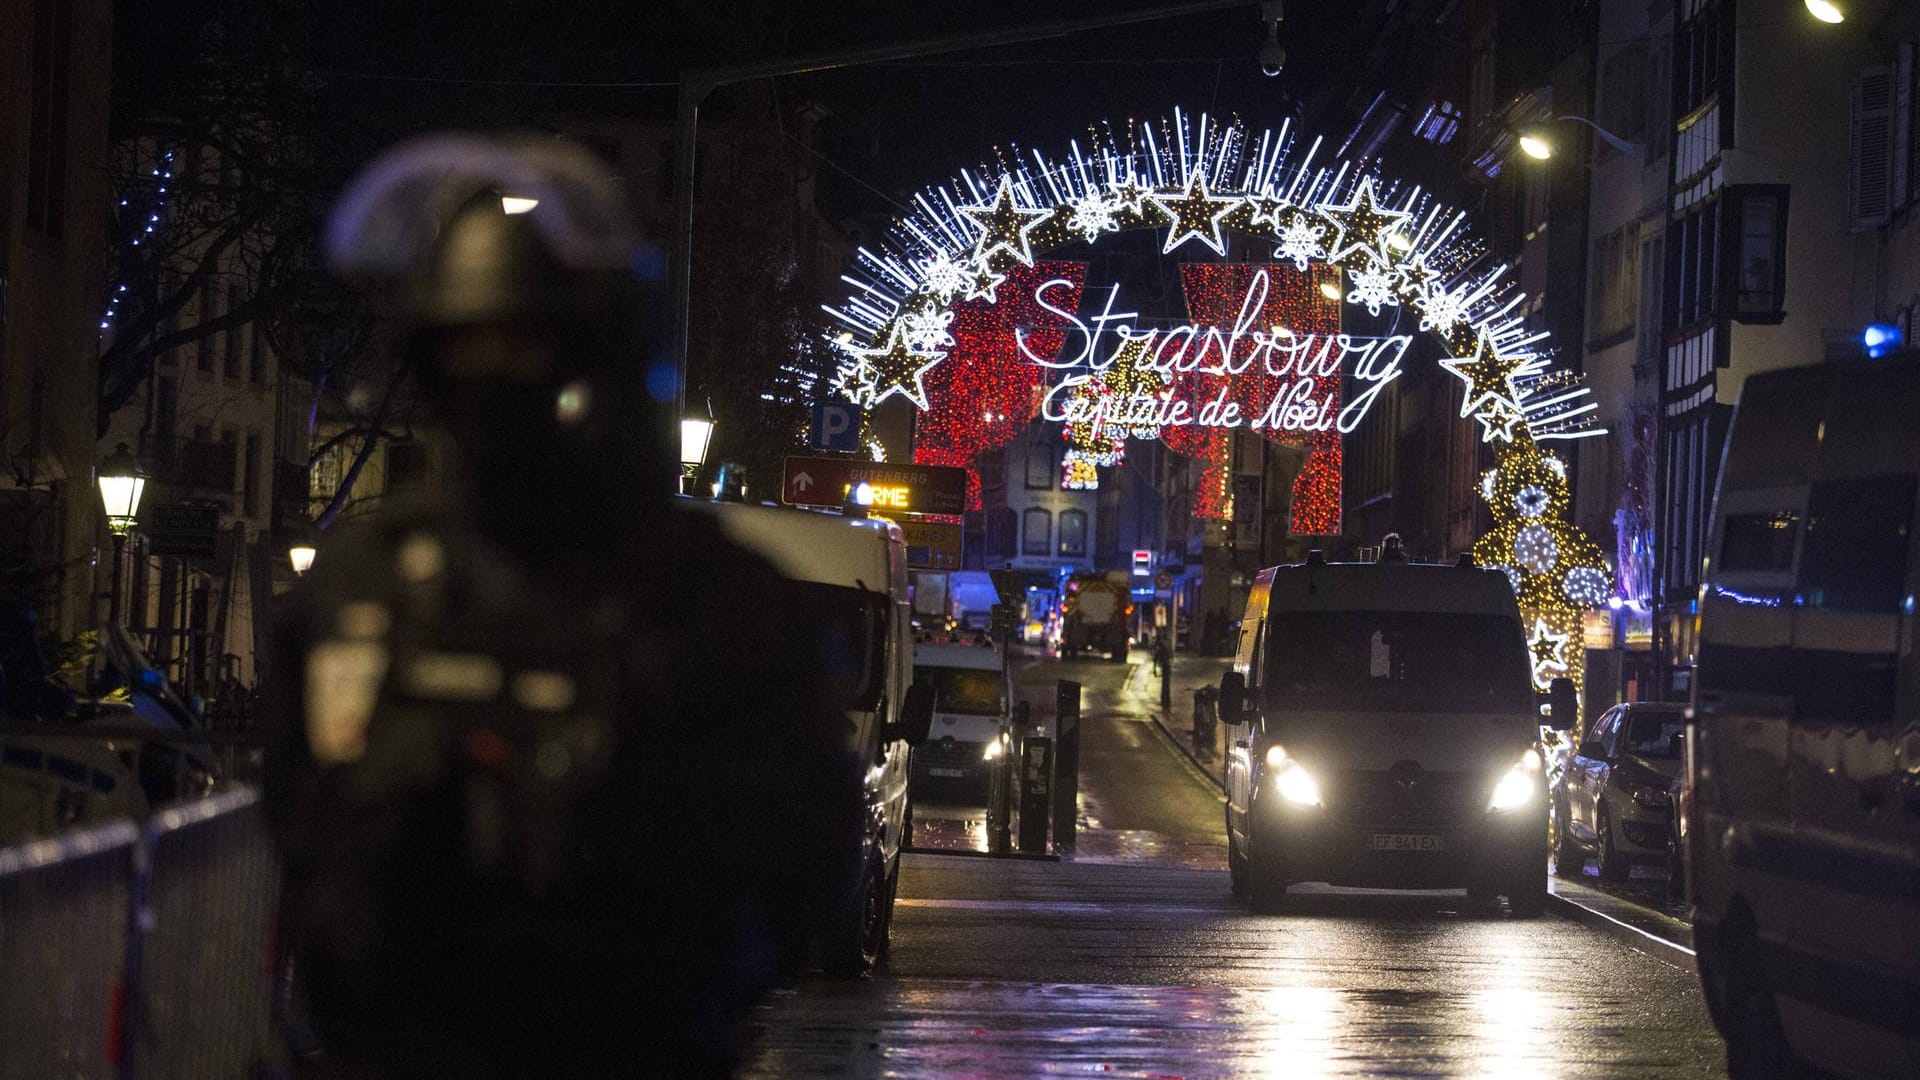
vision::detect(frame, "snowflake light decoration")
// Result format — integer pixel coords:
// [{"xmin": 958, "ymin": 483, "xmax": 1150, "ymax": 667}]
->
[
  {"xmin": 901, "ymin": 306, "xmax": 956, "ymax": 352},
  {"xmin": 1346, "ymin": 262, "xmax": 1399, "ymax": 317},
  {"xmin": 1066, "ymin": 191, "xmax": 1121, "ymax": 242},
  {"xmin": 918, "ymin": 250, "xmax": 973, "ymax": 303},
  {"xmin": 1275, "ymin": 213, "xmax": 1326, "ymax": 271},
  {"xmin": 1415, "ymin": 279, "xmax": 1472, "ymax": 332}
]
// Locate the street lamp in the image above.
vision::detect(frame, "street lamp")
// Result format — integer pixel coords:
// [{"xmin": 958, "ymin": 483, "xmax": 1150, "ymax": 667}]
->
[
  {"xmin": 288, "ymin": 523, "xmax": 318, "ymax": 576},
  {"xmin": 1803, "ymin": 0, "xmax": 1843, "ymax": 23},
  {"xmin": 679, "ymin": 412, "xmax": 715, "ymax": 496},
  {"xmin": 97, "ymin": 442, "xmax": 147, "ymax": 627},
  {"xmin": 1514, "ymin": 116, "xmax": 1645, "ymax": 161}
]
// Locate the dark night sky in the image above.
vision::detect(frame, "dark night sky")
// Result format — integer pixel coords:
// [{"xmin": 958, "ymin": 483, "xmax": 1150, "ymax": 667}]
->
[{"xmin": 238, "ymin": 0, "xmax": 1392, "ymax": 220}]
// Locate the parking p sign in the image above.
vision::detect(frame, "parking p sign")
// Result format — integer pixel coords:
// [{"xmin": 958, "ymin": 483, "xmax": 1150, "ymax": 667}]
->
[{"xmin": 810, "ymin": 400, "xmax": 860, "ymax": 452}]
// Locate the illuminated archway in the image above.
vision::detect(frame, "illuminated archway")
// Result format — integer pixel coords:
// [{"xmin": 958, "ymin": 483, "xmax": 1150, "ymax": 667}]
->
[{"xmin": 824, "ymin": 109, "xmax": 1610, "ymax": 695}]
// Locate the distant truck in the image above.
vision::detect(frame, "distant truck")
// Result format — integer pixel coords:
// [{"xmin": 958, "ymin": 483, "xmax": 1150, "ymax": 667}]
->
[{"xmin": 1060, "ymin": 571, "xmax": 1131, "ymax": 661}]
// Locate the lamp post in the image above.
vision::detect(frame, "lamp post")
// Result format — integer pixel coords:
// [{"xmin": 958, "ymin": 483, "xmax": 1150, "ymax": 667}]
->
[
  {"xmin": 679, "ymin": 413, "xmax": 715, "ymax": 496},
  {"xmin": 97, "ymin": 443, "xmax": 147, "ymax": 627}
]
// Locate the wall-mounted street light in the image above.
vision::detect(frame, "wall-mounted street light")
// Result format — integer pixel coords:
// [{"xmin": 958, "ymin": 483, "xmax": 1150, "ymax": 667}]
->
[
  {"xmin": 1515, "ymin": 116, "xmax": 1645, "ymax": 161},
  {"xmin": 288, "ymin": 521, "xmax": 318, "ymax": 576},
  {"xmin": 98, "ymin": 442, "xmax": 147, "ymax": 626},
  {"xmin": 679, "ymin": 410, "xmax": 715, "ymax": 496}
]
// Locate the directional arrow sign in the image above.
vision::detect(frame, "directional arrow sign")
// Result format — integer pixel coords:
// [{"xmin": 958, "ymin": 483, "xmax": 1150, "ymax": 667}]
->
[{"xmin": 781, "ymin": 455, "xmax": 969, "ymax": 516}]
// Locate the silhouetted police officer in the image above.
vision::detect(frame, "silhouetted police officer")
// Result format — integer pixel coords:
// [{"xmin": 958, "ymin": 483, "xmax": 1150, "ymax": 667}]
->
[{"xmin": 265, "ymin": 136, "xmax": 861, "ymax": 1079}]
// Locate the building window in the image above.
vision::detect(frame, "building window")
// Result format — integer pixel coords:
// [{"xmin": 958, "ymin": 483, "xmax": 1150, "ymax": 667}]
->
[
  {"xmin": 25, "ymin": 0, "xmax": 71, "ymax": 236},
  {"xmin": 156, "ymin": 379, "xmax": 178, "ymax": 437},
  {"xmin": 1671, "ymin": 199, "xmax": 1722, "ymax": 329},
  {"xmin": 249, "ymin": 323, "xmax": 266, "ymax": 382},
  {"xmin": 1675, "ymin": 0, "xmax": 1730, "ymax": 122},
  {"xmin": 1849, "ymin": 65, "xmax": 1896, "ymax": 229},
  {"xmin": 1413, "ymin": 100, "xmax": 1462, "ymax": 145},
  {"xmin": 1058, "ymin": 509, "xmax": 1088, "ymax": 559},
  {"xmin": 1726, "ymin": 185, "xmax": 1788, "ymax": 323},
  {"xmin": 1588, "ymin": 223, "xmax": 1641, "ymax": 346},
  {"xmin": 196, "ymin": 290, "xmax": 215, "ymax": 373},
  {"xmin": 1021, "ymin": 508, "xmax": 1052, "ymax": 557},
  {"xmin": 221, "ymin": 430, "xmax": 238, "ymax": 495},
  {"xmin": 222, "ymin": 286, "xmax": 243, "ymax": 378},
  {"xmin": 1025, "ymin": 441, "xmax": 1053, "ymax": 489}
]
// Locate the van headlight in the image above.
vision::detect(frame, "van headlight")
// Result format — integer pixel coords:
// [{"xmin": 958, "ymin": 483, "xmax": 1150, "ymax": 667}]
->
[
  {"xmin": 1487, "ymin": 748, "xmax": 1543, "ymax": 811},
  {"xmin": 1263, "ymin": 744, "xmax": 1322, "ymax": 807},
  {"xmin": 982, "ymin": 734, "xmax": 1008, "ymax": 761}
]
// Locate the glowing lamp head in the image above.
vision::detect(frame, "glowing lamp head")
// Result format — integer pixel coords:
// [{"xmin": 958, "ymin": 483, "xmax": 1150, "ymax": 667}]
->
[
  {"xmin": 1803, "ymin": 0, "xmax": 1843, "ymax": 22},
  {"xmin": 679, "ymin": 415, "xmax": 715, "ymax": 471},
  {"xmin": 289, "ymin": 543, "xmax": 317, "ymax": 575},
  {"xmin": 498, "ymin": 195, "xmax": 540, "ymax": 215},
  {"xmin": 1319, "ymin": 281, "xmax": 1343, "ymax": 301},
  {"xmin": 97, "ymin": 442, "xmax": 147, "ymax": 535},
  {"xmin": 1517, "ymin": 133, "xmax": 1554, "ymax": 161},
  {"xmin": 1607, "ymin": 595, "xmax": 1625, "ymax": 611}
]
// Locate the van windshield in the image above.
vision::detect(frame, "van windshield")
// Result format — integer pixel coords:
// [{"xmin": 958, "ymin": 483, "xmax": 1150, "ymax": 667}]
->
[
  {"xmin": 918, "ymin": 666, "xmax": 1005, "ymax": 716},
  {"xmin": 789, "ymin": 581, "xmax": 888, "ymax": 710},
  {"xmin": 1263, "ymin": 611, "xmax": 1533, "ymax": 714}
]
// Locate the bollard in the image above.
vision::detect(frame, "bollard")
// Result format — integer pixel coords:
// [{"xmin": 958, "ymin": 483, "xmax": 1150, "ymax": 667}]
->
[
  {"xmin": 1052, "ymin": 680, "xmax": 1081, "ymax": 853},
  {"xmin": 987, "ymin": 732, "xmax": 1013, "ymax": 855},
  {"xmin": 1192, "ymin": 686, "xmax": 1218, "ymax": 759},
  {"xmin": 1018, "ymin": 737, "xmax": 1053, "ymax": 854}
]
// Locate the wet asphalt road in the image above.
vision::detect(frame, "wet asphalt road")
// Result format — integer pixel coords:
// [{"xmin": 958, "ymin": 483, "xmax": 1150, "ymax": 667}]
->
[{"xmin": 740, "ymin": 651, "xmax": 1727, "ymax": 1078}]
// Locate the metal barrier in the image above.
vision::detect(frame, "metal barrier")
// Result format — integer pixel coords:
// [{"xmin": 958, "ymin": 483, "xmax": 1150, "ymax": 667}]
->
[
  {"xmin": 0, "ymin": 818, "xmax": 139, "ymax": 1080},
  {"xmin": 0, "ymin": 787, "xmax": 279, "ymax": 1080},
  {"xmin": 130, "ymin": 788, "xmax": 279, "ymax": 1080}
]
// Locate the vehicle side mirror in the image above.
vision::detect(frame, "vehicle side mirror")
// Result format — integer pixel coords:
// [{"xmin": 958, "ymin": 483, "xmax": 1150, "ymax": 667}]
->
[
  {"xmin": 1012, "ymin": 701, "xmax": 1031, "ymax": 727},
  {"xmin": 1218, "ymin": 671, "xmax": 1246, "ymax": 722},
  {"xmin": 1546, "ymin": 676, "xmax": 1578, "ymax": 732},
  {"xmin": 892, "ymin": 682, "xmax": 935, "ymax": 747},
  {"xmin": 1578, "ymin": 740, "xmax": 1606, "ymax": 760}
]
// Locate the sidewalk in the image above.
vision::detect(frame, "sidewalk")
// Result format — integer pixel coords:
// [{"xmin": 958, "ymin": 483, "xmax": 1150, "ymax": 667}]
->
[
  {"xmin": 1141, "ymin": 679, "xmax": 1696, "ymax": 967},
  {"xmin": 1138, "ymin": 653, "xmax": 1234, "ymax": 784}
]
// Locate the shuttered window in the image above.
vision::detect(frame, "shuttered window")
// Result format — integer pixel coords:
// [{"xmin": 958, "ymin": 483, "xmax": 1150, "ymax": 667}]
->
[{"xmin": 1850, "ymin": 65, "xmax": 1895, "ymax": 230}]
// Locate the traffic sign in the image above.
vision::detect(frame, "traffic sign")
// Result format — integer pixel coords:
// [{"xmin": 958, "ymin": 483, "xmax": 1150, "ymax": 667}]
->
[
  {"xmin": 809, "ymin": 400, "xmax": 861, "ymax": 452},
  {"xmin": 897, "ymin": 519, "xmax": 962, "ymax": 570},
  {"xmin": 1154, "ymin": 570, "xmax": 1174, "ymax": 590},
  {"xmin": 781, "ymin": 455, "xmax": 968, "ymax": 515}
]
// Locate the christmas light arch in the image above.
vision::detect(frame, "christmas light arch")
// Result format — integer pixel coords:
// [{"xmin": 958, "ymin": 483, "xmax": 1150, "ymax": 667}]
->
[{"xmin": 824, "ymin": 108, "xmax": 1611, "ymax": 695}]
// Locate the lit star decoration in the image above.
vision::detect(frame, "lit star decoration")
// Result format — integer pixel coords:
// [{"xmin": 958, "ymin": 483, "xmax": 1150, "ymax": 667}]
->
[
  {"xmin": 1439, "ymin": 330, "xmax": 1529, "ymax": 419},
  {"xmin": 1346, "ymin": 262, "xmax": 1399, "ymax": 316},
  {"xmin": 1527, "ymin": 618, "xmax": 1572, "ymax": 682},
  {"xmin": 1315, "ymin": 177, "xmax": 1410, "ymax": 264},
  {"xmin": 819, "ymin": 106, "xmax": 1607, "ymax": 593},
  {"xmin": 960, "ymin": 176, "xmax": 1053, "ymax": 269},
  {"xmin": 844, "ymin": 324, "xmax": 944, "ymax": 410},
  {"xmin": 1149, "ymin": 175, "xmax": 1241, "ymax": 255}
]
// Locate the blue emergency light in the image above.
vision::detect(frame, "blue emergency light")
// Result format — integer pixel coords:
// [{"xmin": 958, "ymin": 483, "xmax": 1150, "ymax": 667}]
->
[{"xmin": 1863, "ymin": 323, "xmax": 1902, "ymax": 359}]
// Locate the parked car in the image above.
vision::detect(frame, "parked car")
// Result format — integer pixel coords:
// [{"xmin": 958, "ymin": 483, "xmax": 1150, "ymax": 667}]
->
[
  {"xmin": 1551, "ymin": 702, "xmax": 1685, "ymax": 881},
  {"xmin": 1689, "ymin": 354, "xmax": 1919, "ymax": 1079}
]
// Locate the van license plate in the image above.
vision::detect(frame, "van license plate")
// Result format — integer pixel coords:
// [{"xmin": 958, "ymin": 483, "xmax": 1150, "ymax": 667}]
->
[
  {"xmin": 1369, "ymin": 833, "xmax": 1445, "ymax": 852},
  {"xmin": 928, "ymin": 768, "xmax": 965, "ymax": 778}
]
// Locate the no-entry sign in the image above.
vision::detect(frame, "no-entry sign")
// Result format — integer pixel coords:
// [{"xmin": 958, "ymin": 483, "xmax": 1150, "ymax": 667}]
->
[{"xmin": 781, "ymin": 455, "xmax": 968, "ymax": 515}]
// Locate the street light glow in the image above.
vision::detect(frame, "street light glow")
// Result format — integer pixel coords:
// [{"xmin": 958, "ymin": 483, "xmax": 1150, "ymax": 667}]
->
[
  {"xmin": 1518, "ymin": 134, "xmax": 1554, "ymax": 160},
  {"xmin": 1804, "ymin": 0, "xmax": 1843, "ymax": 23},
  {"xmin": 97, "ymin": 443, "xmax": 147, "ymax": 535},
  {"xmin": 1318, "ymin": 281, "xmax": 1342, "ymax": 301},
  {"xmin": 289, "ymin": 543, "xmax": 317, "ymax": 575},
  {"xmin": 499, "ymin": 195, "xmax": 540, "ymax": 215}
]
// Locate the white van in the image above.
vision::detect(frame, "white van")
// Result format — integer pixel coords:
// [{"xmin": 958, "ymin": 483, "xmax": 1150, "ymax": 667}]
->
[
  {"xmin": 687, "ymin": 499, "xmax": 933, "ymax": 975},
  {"xmin": 1689, "ymin": 356, "xmax": 1919, "ymax": 1079},
  {"xmin": 1220, "ymin": 542, "xmax": 1576, "ymax": 915},
  {"xmin": 910, "ymin": 640, "xmax": 1012, "ymax": 793}
]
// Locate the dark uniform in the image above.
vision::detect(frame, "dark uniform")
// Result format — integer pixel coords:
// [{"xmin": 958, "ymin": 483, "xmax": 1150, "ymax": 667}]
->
[{"xmin": 265, "ymin": 136, "xmax": 861, "ymax": 1078}]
